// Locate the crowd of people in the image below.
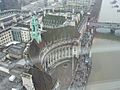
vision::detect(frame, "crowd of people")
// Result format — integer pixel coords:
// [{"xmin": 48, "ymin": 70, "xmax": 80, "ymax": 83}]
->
[{"xmin": 70, "ymin": 28, "xmax": 94, "ymax": 89}]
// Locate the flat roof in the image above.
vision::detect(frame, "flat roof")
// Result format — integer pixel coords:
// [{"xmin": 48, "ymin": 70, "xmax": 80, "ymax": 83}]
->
[
  {"xmin": 0, "ymin": 52, "xmax": 6, "ymax": 59},
  {"xmin": 7, "ymin": 43, "xmax": 25, "ymax": 55},
  {"xmin": 11, "ymin": 26, "xmax": 29, "ymax": 31},
  {"xmin": 42, "ymin": 26, "xmax": 79, "ymax": 42},
  {"xmin": 0, "ymin": 14, "xmax": 17, "ymax": 21},
  {"xmin": 5, "ymin": 41, "xmax": 20, "ymax": 47},
  {"xmin": 22, "ymin": 1, "xmax": 44, "ymax": 11},
  {"xmin": 0, "ymin": 71, "xmax": 23, "ymax": 90}
]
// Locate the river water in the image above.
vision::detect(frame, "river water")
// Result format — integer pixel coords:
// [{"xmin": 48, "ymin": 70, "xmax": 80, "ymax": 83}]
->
[
  {"xmin": 97, "ymin": 0, "xmax": 120, "ymax": 35},
  {"xmin": 87, "ymin": 0, "xmax": 120, "ymax": 90},
  {"xmin": 99, "ymin": 0, "xmax": 120, "ymax": 23}
]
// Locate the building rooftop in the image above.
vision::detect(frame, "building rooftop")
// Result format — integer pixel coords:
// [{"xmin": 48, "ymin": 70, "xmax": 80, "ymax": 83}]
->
[
  {"xmin": 43, "ymin": 14, "xmax": 66, "ymax": 28},
  {"xmin": 42, "ymin": 26, "xmax": 79, "ymax": 42},
  {"xmin": 21, "ymin": 0, "xmax": 44, "ymax": 11},
  {"xmin": 0, "ymin": 71, "xmax": 24, "ymax": 90},
  {"xmin": 7, "ymin": 43, "xmax": 25, "ymax": 59},
  {"xmin": 8, "ymin": 64, "xmax": 56, "ymax": 90},
  {"xmin": 5, "ymin": 41, "xmax": 20, "ymax": 47},
  {"xmin": 0, "ymin": 14, "xmax": 19, "ymax": 22},
  {"xmin": 0, "ymin": 28, "xmax": 10, "ymax": 33},
  {"xmin": 0, "ymin": 14, "xmax": 16, "ymax": 20},
  {"xmin": 0, "ymin": 52, "xmax": 6, "ymax": 59},
  {"xmin": 8, "ymin": 46, "xmax": 24, "ymax": 55},
  {"xmin": 28, "ymin": 66, "xmax": 55, "ymax": 90},
  {"xmin": 11, "ymin": 26, "xmax": 29, "ymax": 31}
]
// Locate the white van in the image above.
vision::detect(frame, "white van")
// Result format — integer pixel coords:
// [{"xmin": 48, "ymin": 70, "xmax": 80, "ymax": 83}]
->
[{"xmin": 9, "ymin": 75, "xmax": 16, "ymax": 82}]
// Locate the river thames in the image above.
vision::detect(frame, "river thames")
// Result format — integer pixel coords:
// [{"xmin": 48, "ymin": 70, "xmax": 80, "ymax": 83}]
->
[
  {"xmin": 97, "ymin": 0, "xmax": 120, "ymax": 34},
  {"xmin": 87, "ymin": 0, "xmax": 120, "ymax": 90}
]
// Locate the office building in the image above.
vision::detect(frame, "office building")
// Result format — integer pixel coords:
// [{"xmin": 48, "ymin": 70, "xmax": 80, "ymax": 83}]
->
[
  {"xmin": 0, "ymin": 0, "xmax": 21, "ymax": 11},
  {"xmin": 0, "ymin": 30, "xmax": 13, "ymax": 46},
  {"xmin": 11, "ymin": 27, "xmax": 30, "ymax": 43},
  {"xmin": 64, "ymin": 0, "xmax": 92, "ymax": 12}
]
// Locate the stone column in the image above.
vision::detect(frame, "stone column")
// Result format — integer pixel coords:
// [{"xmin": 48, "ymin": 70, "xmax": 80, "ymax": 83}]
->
[
  {"xmin": 69, "ymin": 47, "xmax": 71, "ymax": 57},
  {"xmin": 44, "ymin": 59, "xmax": 47, "ymax": 71},
  {"xmin": 44, "ymin": 10, "xmax": 46, "ymax": 17},
  {"xmin": 49, "ymin": 54, "xmax": 51, "ymax": 67},
  {"xmin": 57, "ymin": 49, "xmax": 59, "ymax": 60},
  {"xmin": 72, "ymin": 56, "xmax": 75, "ymax": 77},
  {"xmin": 72, "ymin": 46, "xmax": 75, "ymax": 77}
]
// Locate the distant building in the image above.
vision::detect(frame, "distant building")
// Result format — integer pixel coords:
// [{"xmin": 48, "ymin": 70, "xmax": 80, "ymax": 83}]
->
[
  {"xmin": 62, "ymin": 0, "xmax": 67, "ymax": 7},
  {"xmin": 0, "ymin": 11, "xmax": 31, "ymax": 45},
  {"xmin": 11, "ymin": 26, "xmax": 30, "ymax": 43},
  {"xmin": 0, "ymin": 0, "xmax": 21, "ymax": 11},
  {"xmin": 7, "ymin": 43, "xmax": 25, "ymax": 59},
  {"xmin": 11, "ymin": 28, "xmax": 22, "ymax": 42},
  {"xmin": 0, "ymin": 52, "xmax": 6, "ymax": 61},
  {"xmin": 0, "ymin": 13, "xmax": 30, "ymax": 46},
  {"xmin": 18, "ymin": 0, "xmax": 27, "ymax": 7},
  {"xmin": 0, "ymin": 71, "xmax": 25, "ymax": 90},
  {"xmin": 43, "ymin": 14, "xmax": 66, "ymax": 28},
  {"xmin": 22, "ymin": 0, "xmax": 45, "ymax": 11},
  {"xmin": 44, "ymin": 0, "xmax": 48, "ymax": 7},
  {"xmin": 0, "ymin": 30, "xmax": 13, "ymax": 46},
  {"xmin": 54, "ymin": 0, "xmax": 58, "ymax": 2},
  {"xmin": 0, "ymin": 0, "xmax": 3, "ymax": 11},
  {"xmin": 64, "ymin": 0, "xmax": 92, "ymax": 12},
  {"xmin": 42, "ymin": 12, "xmax": 81, "ymax": 28},
  {"xmin": 0, "ymin": 14, "xmax": 21, "ymax": 29},
  {"xmin": 21, "ymin": 27, "xmax": 30, "ymax": 42}
]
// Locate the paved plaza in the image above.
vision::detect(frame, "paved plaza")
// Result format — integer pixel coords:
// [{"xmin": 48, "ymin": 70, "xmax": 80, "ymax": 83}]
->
[{"xmin": 51, "ymin": 61, "xmax": 72, "ymax": 90}]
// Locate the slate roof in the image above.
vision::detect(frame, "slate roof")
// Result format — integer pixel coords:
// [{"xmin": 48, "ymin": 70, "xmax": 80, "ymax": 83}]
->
[{"xmin": 28, "ymin": 66, "xmax": 55, "ymax": 90}]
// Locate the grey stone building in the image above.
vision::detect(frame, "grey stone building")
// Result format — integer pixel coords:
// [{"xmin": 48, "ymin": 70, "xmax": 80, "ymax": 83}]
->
[{"xmin": 0, "ymin": 0, "xmax": 21, "ymax": 11}]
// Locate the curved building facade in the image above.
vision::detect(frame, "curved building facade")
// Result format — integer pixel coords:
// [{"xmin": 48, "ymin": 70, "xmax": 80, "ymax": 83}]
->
[{"xmin": 28, "ymin": 13, "xmax": 93, "ymax": 89}]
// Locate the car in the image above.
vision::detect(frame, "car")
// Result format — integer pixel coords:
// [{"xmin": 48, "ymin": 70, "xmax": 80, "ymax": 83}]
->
[
  {"xmin": 9, "ymin": 75, "xmax": 16, "ymax": 82},
  {"xmin": 87, "ymin": 12, "xmax": 91, "ymax": 15}
]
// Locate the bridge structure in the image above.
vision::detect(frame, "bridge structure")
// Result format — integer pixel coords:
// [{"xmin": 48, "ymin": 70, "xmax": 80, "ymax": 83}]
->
[{"xmin": 89, "ymin": 21, "xmax": 120, "ymax": 34}]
